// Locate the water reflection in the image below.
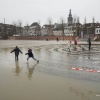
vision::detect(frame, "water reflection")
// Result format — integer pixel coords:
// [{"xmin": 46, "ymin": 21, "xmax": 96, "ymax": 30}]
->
[
  {"xmin": 27, "ymin": 63, "xmax": 38, "ymax": 80},
  {"xmin": 14, "ymin": 61, "xmax": 22, "ymax": 76}
]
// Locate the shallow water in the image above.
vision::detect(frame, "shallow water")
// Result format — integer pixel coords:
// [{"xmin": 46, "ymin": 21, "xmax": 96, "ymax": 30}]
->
[{"xmin": 0, "ymin": 40, "xmax": 100, "ymax": 100}]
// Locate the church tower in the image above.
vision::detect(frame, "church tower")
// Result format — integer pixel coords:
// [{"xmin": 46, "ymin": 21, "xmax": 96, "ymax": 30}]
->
[{"xmin": 68, "ymin": 9, "xmax": 73, "ymax": 26}]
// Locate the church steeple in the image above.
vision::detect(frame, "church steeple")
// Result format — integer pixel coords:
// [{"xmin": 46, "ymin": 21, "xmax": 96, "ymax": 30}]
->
[
  {"xmin": 68, "ymin": 9, "xmax": 73, "ymax": 25},
  {"xmin": 69, "ymin": 9, "xmax": 72, "ymax": 17}
]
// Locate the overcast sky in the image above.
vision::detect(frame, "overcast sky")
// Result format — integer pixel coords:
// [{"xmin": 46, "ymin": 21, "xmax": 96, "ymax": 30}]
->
[{"xmin": 0, "ymin": 0, "xmax": 100, "ymax": 26}]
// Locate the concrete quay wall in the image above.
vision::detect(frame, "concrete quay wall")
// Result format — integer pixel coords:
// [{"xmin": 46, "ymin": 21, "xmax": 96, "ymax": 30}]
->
[{"xmin": 8, "ymin": 36, "xmax": 75, "ymax": 40}]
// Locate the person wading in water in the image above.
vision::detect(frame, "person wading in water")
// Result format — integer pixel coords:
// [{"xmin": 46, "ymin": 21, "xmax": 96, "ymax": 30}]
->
[{"xmin": 11, "ymin": 46, "xmax": 23, "ymax": 61}]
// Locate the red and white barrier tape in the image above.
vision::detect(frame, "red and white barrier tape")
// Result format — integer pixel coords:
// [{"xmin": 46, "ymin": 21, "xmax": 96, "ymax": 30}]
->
[{"xmin": 69, "ymin": 66, "xmax": 100, "ymax": 73}]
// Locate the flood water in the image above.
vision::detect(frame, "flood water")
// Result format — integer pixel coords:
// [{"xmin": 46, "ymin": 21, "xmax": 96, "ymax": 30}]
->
[{"xmin": 0, "ymin": 40, "xmax": 100, "ymax": 100}]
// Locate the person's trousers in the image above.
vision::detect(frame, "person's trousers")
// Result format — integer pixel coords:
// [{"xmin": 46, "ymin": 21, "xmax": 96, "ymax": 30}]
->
[
  {"xmin": 27, "ymin": 55, "xmax": 37, "ymax": 61},
  {"xmin": 15, "ymin": 55, "xmax": 18, "ymax": 61},
  {"xmin": 89, "ymin": 43, "xmax": 91, "ymax": 50}
]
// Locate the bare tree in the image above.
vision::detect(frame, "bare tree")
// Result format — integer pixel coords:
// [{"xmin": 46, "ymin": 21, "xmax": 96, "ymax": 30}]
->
[
  {"xmin": 91, "ymin": 17, "xmax": 95, "ymax": 34},
  {"xmin": 17, "ymin": 20, "xmax": 23, "ymax": 35},
  {"xmin": 76, "ymin": 17, "xmax": 80, "ymax": 23},
  {"xmin": 37, "ymin": 20, "xmax": 41, "ymax": 26},
  {"xmin": 47, "ymin": 17, "xmax": 53, "ymax": 35},
  {"xmin": 25, "ymin": 23, "xmax": 30, "ymax": 35},
  {"xmin": 76, "ymin": 17, "xmax": 80, "ymax": 36},
  {"xmin": 12, "ymin": 21, "xmax": 17, "ymax": 35},
  {"xmin": 37, "ymin": 20, "xmax": 41, "ymax": 36},
  {"xmin": 60, "ymin": 17, "xmax": 65, "ymax": 40},
  {"xmin": 84, "ymin": 17, "xmax": 87, "ymax": 24},
  {"xmin": 73, "ymin": 16, "xmax": 80, "ymax": 36},
  {"xmin": 83, "ymin": 17, "xmax": 87, "ymax": 35},
  {"xmin": 73, "ymin": 15, "xmax": 77, "ymax": 24}
]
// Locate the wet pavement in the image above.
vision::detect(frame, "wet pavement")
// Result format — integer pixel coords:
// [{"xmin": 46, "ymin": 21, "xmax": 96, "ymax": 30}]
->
[{"xmin": 0, "ymin": 40, "xmax": 100, "ymax": 100}]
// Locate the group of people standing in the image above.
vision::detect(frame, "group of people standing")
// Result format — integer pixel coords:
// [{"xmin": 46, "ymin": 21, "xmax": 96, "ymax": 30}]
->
[
  {"xmin": 66, "ymin": 37, "xmax": 78, "ymax": 52},
  {"xmin": 66, "ymin": 36, "xmax": 91, "ymax": 52},
  {"xmin": 11, "ymin": 46, "xmax": 39, "ymax": 62}
]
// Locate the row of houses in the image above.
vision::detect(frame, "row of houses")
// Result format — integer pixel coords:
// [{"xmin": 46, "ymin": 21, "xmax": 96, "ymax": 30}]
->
[{"xmin": 0, "ymin": 9, "xmax": 100, "ymax": 39}]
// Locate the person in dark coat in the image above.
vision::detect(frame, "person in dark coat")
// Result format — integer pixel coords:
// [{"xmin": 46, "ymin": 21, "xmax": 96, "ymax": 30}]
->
[
  {"xmin": 25, "ymin": 48, "xmax": 39, "ymax": 63},
  {"xmin": 56, "ymin": 38, "xmax": 59, "ymax": 42},
  {"xmin": 87, "ymin": 36, "xmax": 91, "ymax": 50},
  {"xmin": 11, "ymin": 46, "xmax": 23, "ymax": 61}
]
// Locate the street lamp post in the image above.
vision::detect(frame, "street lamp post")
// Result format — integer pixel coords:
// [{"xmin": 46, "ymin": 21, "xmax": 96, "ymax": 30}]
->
[{"xmin": 62, "ymin": 20, "xmax": 64, "ymax": 40}]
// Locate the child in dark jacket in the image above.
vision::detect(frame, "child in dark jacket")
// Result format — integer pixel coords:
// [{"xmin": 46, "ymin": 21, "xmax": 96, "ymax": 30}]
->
[{"xmin": 25, "ymin": 49, "xmax": 39, "ymax": 63}]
